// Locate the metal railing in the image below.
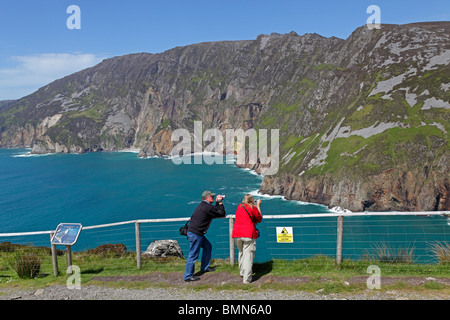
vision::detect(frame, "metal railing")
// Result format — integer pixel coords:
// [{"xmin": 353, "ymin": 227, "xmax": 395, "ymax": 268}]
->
[{"xmin": 1, "ymin": 211, "xmax": 449, "ymax": 276}]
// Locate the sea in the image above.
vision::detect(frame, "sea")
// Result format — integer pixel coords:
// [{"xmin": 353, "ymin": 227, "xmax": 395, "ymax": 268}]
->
[{"xmin": 1, "ymin": 148, "xmax": 448, "ymax": 263}]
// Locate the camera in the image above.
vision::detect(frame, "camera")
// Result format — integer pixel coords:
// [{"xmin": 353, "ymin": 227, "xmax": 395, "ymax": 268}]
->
[{"xmin": 217, "ymin": 194, "xmax": 226, "ymax": 199}]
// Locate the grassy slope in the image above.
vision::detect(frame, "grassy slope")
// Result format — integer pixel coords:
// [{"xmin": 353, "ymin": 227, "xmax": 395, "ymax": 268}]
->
[{"xmin": 274, "ymin": 62, "xmax": 450, "ymax": 178}]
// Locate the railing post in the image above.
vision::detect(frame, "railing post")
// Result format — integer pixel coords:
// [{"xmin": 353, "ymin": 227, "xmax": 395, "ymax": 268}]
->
[
  {"xmin": 336, "ymin": 215, "xmax": 344, "ymax": 265},
  {"xmin": 135, "ymin": 222, "xmax": 141, "ymax": 270},
  {"xmin": 229, "ymin": 217, "xmax": 235, "ymax": 267},
  {"xmin": 50, "ymin": 232, "xmax": 59, "ymax": 276}
]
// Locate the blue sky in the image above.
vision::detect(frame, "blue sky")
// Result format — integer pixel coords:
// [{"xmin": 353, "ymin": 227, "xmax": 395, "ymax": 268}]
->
[{"xmin": 0, "ymin": 0, "xmax": 449, "ymax": 100}]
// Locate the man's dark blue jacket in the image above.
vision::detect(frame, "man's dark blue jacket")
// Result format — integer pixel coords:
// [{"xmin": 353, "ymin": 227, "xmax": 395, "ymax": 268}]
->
[{"xmin": 187, "ymin": 201, "xmax": 226, "ymax": 236}]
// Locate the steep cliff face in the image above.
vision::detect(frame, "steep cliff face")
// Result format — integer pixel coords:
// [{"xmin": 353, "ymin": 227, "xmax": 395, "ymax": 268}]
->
[
  {"xmin": 0, "ymin": 22, "xmax": 449, "ymax": 211},
  {"xmin": 259, "ymin": 167, "xmax": 450, "ymax": 212}
]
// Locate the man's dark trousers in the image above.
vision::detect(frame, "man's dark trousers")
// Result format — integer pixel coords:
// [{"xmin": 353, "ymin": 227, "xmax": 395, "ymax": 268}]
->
[{"xmin": 184, "ymin": 231, "xmax": 212, "ymax": 280}]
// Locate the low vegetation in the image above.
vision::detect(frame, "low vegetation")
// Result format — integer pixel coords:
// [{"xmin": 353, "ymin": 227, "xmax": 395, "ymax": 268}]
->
[
  {"xmin": 429, "ymin": 242, "xmax": 450, "ymax": 265},
  {"xmin": 363, "ymin": 242, "xmax": 416, "ymax": 264},
  {"xmin": 8, "ymin": 250, "xmax": 41, "ymax": 279}
]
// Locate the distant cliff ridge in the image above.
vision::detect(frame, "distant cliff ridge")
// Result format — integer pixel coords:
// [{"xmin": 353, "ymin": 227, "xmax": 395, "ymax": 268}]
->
[{"xmin": 0, "ymin": 22, "xmax": 449, "ymax": 212}]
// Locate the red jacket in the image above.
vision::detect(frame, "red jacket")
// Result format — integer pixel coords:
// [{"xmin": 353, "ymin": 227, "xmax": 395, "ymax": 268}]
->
[{"xmin": 232, "ymin": 204, "xmax": 262, "ymax": 239}]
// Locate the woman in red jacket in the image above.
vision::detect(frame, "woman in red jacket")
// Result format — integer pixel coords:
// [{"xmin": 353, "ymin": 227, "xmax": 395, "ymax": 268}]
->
[{"xmin": 232, "ymin": 194, "xmax": 262, "ymax": 284}]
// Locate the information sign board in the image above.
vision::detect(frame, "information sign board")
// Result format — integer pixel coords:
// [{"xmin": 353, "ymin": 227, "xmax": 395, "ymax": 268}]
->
[{"xmin": 51, "ymin": 223, "xmax": 82, "ymax": 246}]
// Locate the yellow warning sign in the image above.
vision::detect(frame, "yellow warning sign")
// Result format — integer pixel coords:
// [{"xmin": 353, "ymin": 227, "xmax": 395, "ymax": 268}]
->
[{"xmin": 276, "ymin": 227, "xmax": 293, "ymax": 243}]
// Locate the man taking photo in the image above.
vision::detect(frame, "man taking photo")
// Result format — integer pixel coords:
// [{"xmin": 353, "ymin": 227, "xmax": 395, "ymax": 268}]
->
[{"xmin": 184, "ymin": 190, "xmax": 226, "ymax": 282}]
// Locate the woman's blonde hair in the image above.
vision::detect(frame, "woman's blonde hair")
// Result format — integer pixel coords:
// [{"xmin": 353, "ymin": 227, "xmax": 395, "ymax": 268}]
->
[{"xmin": 242, "ymin": 194, "xmax": 255, "ymax": 207}]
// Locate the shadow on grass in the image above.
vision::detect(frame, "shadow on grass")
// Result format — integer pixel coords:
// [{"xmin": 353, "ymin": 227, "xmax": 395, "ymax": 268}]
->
[
  {"xmin": 252, "ymin": 260, "xmax": 273, "ymax": 281},
  {"xmin": 81, "ymin": 267, "xmax": 104, "ymax": 275}
]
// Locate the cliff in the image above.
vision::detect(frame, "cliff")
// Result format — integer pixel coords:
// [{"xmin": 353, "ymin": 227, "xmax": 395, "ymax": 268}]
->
[{"xmin": 0, "ymin": 22, "xmax": 449, "ymax": 211}]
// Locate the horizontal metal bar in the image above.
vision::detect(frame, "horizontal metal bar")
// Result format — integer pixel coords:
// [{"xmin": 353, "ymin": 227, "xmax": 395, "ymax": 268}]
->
[
  {"xmin": 261, "ymin": 211, "xmax": 449, "ymax": 219},
  {"xmin": 0, "ymin": 230, "xmax": 54, "ymax": 237},
  {"xmin": 136, "ymin": 217, "xmax": 190, "ymax": 223},
  {"xmin": 82, "ymin": 220, "xmax": 138, "ymax": 230},
  {"xmin": 1, "ymin": 211, "xmax": 448, "ymax": 237}
]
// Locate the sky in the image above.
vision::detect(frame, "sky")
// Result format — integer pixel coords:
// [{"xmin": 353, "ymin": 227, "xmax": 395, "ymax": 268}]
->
[{"xmin": 0, "ymin": 0, "xmax": 449, "ymax": 101}]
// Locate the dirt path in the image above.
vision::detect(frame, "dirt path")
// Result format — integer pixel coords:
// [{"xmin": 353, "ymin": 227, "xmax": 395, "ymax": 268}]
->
[{"xmin": 91, "ymin": 271, "xmax": 450, "ymax": 287}]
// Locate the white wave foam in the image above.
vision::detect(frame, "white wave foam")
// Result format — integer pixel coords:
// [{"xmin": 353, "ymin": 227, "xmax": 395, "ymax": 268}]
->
[
  {"xmin": 329, "ymin": 206, "xmax": 353, "ymax": 213},
  {"xmin": 170, "ymin": 152, "xmax": 222, "ymax": 158},
  {"xmin": 248, "ymin": 189, "xmax": 285, "ymax": 200},
  {"xmin": 11, "ymin": 153, "xmax": 31, "ymax": 158},
  {"xmin": 247, "ymin": 189, "xmax": 331, "ymax": 208},
  {"xmin": 138, "ymin": 155, "xmax": 160, "ymax": 159},
  {"xmin": 189, "ymin": 151, "xmax": 222, "ymax": 157},
  {"xmin": 11, "ymin": 149, "xmax": 85, "ymax": 158},
  {"xmin": 118, "ymin": 148, "xmax": 140, "ymax": 153},
  {"xmin": 240, "ymin": 167, "xmax": 263, "ymax": 178},
  {"xmin": 12, "ymin": 152, "xmax": 55, "ymax": 157}
]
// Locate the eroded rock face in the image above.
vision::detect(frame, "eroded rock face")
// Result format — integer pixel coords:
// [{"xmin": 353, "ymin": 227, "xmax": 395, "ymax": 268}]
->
[
  {"xmin": 260, "ymin": 166, "xmax": 450, "ymax": 212},
  {"xmin": 1, "ymin": 22, "xmax": 449, "ymax": 211}
]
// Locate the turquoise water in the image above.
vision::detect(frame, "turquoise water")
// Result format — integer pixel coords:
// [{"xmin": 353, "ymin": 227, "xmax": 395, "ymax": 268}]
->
[{"xmin": 1, "ymin": 148, "xmax": 448, "ymax": 263}]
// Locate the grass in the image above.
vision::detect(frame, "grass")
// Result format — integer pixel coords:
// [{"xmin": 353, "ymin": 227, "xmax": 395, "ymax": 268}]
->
[
  {"xmin": 68, "ymin": 103, "xmax": 107, "ymax": 122},
  {"xmin": 283, "ymin": 134, "xmax": 304, "ymax": 150},
  {"xmin": 303, "ymin": 123, "xmax": 447, "ymax": 177},
  {"xmin": 363, "ymin": 242, "xmax": 416, "ymax": 264},
  {"xmin": 1, "ymin": 245, "xmax": 449, "ymax": 295},
  {"xmin": 348, "ymin": 104, "xmax": 374, "ymax": 122},
  {"xmin": 429, "ymin": 242, "xmax": 450, "ymax": 265}
]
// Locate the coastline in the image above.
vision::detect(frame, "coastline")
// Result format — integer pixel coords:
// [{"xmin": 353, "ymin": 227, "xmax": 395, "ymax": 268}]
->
[{"xmin": 4, "ymin": 147, "xmax": 339, "ymax": 212}]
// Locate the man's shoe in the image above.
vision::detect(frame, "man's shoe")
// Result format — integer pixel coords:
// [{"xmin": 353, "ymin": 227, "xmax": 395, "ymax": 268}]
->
[
  {"xmin": 184, "ymin": 276, "xmax": 201, "ymax": 282},
  {"xmin": 202, "ymin": 267, "xmax": 215, "ymax": 273}
]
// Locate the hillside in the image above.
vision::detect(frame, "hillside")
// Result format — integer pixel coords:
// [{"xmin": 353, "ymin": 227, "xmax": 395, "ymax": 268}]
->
[{"xmin": 0, "ymin": 22, "xmax": 449, "ymax": 212}]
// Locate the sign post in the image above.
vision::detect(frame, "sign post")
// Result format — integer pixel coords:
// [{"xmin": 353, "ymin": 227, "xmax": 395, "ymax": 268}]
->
[
  {"xmin": 50, "ymin": 232, "xmax": 59, "ymax": 276},
  {"xmin": 50, "ymin": 223, "xmax": 82, "ymax": 276}
]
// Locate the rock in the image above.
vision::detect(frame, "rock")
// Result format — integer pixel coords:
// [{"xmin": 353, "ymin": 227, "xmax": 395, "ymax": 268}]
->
[
  {"xmin": 34, "ymin": 289, "xmax": 45, "ymax": 296},
  {"xmin": 316, "ymin": 288, "xmax": 325, "ymax": 293},
  {"xmin": 143, "ymin": 240, "xmax": 184, "ymax": 258}
]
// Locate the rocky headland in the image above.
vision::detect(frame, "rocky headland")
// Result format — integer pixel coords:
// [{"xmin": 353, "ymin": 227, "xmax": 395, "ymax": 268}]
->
[{"xmin": 1, "ymin": 22, "xmax": 449, "ymax": 212}]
